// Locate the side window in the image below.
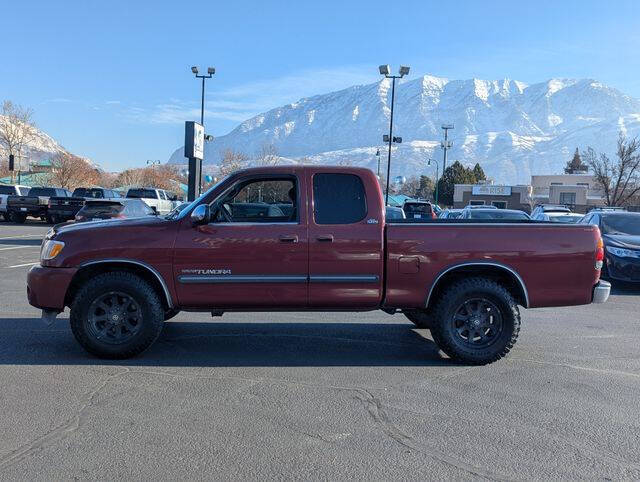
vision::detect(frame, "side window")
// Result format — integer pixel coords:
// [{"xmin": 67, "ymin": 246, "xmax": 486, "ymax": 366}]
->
[
  {"xmin": 313, "ymin": 173, "xmax": 367, "ymax": 225},
  {"xmin": 215, "ymin": 178, "xmax": 297, "ymax": 223}
]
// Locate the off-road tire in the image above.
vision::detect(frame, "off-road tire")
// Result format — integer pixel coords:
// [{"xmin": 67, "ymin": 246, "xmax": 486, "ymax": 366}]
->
[
  {"xmin": 404, "ymin": 310, "xmax": 433, "ymax": 329},
  {"xmin": 430, "ymin": 277, "xmax": 520, "ymax": 365},
  {"xmin": 9, "ymin": 212, "xmax": 26, "ymax": 223},
  {"xmin": 70, "ymin": 272, "xmax": 164, "ymax": 359}
]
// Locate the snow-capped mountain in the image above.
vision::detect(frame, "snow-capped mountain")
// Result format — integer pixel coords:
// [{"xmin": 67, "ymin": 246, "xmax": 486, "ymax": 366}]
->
[
  {"xmin": 0, "ymin": 117, "xmax": 80, "ymax": 168},
  {"xmin": 168, "ymin": 74, "xmax": 640, "ymax": 184}
]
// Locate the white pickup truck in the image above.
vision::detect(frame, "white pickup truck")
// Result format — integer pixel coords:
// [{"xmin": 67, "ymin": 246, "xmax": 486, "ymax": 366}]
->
[
  {"xmin": 0, "ymin": 184, "xmax": 30, "ymax": 221},
  {"xmin": 125, "ymin": 188, "xmax": 176, "ymax": 214}
]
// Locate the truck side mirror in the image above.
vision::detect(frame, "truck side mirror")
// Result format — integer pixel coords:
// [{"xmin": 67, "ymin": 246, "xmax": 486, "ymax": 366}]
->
[{"xmin": 190, "ymin": 204, "xmax": 210, "ymax": 224}]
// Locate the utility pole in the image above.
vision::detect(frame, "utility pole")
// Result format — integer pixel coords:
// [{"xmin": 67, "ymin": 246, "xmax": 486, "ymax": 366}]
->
[{"xmin": 441, "ymin": 124, "xmax": 454, "ymax": 173}]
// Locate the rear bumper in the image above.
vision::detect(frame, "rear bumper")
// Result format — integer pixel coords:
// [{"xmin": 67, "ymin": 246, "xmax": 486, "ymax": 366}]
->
[
  {"xmin": 27, "ymin": 264, "xmax": 77, "ymax": 310},
  {"xmin": 592, "ymin": 280, "xmax": 611, "ymax": 304}
]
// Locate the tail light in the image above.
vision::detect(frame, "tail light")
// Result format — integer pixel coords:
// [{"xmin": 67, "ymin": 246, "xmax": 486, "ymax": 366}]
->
[
  {"xmin": 431, "ymin": 211, "xmax": 437, "ymax": 219},
  {"xmin": 595, "ymin": 237, "xmax": 604, "ymax": 270},
  {"xmin": 48, "ymin": 201, "xmax": 52, "ymax": 208}
]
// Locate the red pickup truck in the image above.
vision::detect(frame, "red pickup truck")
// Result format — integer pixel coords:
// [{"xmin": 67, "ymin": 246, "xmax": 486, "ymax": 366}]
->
[{"xmin": 27, "ymin": 166, "xmax": 610, "ymax": 364}]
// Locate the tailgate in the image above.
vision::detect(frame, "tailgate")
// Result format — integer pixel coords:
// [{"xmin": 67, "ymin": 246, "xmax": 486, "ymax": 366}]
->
[
  {"xmin": 7, "ymin": 195, "xmax": 40, "ymax": 208},
  {"xmin": 49, "ymin": 196, "xmax": 85, "ymax": 207}
]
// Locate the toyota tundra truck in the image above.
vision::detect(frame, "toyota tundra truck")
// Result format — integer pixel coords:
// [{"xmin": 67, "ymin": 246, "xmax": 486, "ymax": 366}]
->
[{"xmin": 27, "ymin": 166, "xmax": 610, "ymax": 364}]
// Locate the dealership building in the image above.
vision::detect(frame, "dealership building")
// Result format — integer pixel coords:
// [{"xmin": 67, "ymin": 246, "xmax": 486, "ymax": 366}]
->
[{"xmin": 453, "ymin": 174, "xmax": 605, "ymax": 213}]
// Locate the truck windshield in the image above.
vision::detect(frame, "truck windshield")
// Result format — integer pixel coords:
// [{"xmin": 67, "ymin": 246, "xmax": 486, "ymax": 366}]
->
[
  {"xmin": 601, "ymin": 214, "xmax": 640, "ymax": 235},
  {"xmin": 29, "ymin": 188, "xmax": 57, "ymax": 197},
  {"xmin": 172, "ymin": 176, "xmax": 230, "ymax": 220}
]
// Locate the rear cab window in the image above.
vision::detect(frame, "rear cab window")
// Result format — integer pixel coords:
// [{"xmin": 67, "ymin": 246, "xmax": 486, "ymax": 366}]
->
[
  {"xmin": 127, "ymin": 189, "xmax": 158, "ymax": 199},
  {"xmin": 313, "ymin": 173, "xmax": 367, "ymax": 224}
]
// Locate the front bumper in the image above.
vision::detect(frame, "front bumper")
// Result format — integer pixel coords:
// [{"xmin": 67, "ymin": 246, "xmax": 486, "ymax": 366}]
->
[
  {"xmin": 592, "ymin": 280, "xmax": 611, "ymax": 304},
  {"xmin": 606, "ymin": 254, "xmax": 640, "ymax": 282},
  {"xmin": 27, "ymin": 264, "xmax": 77, "ymax": 310}
]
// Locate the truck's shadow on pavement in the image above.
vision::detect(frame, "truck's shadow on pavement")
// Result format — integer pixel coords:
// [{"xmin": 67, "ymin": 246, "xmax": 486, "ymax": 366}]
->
[{"xmin": 0, "ymin": 319, "xmax": 449, "ymax": 367}]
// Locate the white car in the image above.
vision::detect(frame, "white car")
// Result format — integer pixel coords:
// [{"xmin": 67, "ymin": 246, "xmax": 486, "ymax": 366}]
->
[
  {"xmin": 533, "ymin": 212, "xmax": 584, "ymax": 223},
  {"xmin": 0, "ymin": 184, "xmax": 30, "ymax": 221},
  {"xmin": 125, "ymin": 188, "xmax": 175, "ymax": 214}
]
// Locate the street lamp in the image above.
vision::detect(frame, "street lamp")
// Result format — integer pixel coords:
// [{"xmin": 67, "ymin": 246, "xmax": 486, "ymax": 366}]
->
[
  {"xmin": 191, "ymin": 65, "xmax": 215, "ymax": 126},
  {"xmin": 375, "ymin": 148, "xmax": 381, "ymax": 177},
  {"xmin": 428, "ymin": 158, "xmax": 439, "ymax": 205},
  {"xmin": 379, "ymin": 64, "xmax": 410, "ymax": 206}
]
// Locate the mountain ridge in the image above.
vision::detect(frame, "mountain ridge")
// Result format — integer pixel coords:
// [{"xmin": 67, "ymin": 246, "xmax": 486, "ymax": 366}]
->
[{"xmin": 168, "ymin": 73, "xmax": 640, "ymax": 184}]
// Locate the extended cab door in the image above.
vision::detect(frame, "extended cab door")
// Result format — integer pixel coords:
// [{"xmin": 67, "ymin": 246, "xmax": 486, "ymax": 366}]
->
[
  {"xmin": 307, "ymin": 170, "xmax": 384, "ymax": 308},
  {"xmin": 173, "ymin": 170, "xmax": 309, "ymax": 309}
]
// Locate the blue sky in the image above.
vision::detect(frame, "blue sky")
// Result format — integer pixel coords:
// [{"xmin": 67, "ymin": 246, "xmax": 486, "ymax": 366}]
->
[{"xmin": 3, "ymin": 0, "xmax": 640, "ymax": 171}]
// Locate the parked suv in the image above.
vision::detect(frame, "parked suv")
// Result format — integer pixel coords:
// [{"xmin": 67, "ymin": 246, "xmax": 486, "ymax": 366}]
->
[
  {"xmin": 530, "ymin": 204, "xmax": 571, "ymax": 218},
  {"xmin": 402, "ymin": 200, "xmax": 436, "ymax": 219}
]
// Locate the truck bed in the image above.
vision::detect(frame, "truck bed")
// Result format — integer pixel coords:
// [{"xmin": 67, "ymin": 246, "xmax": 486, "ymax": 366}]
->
[{"xmin": 385, "ymin": 221, "xmax": 601, "ymax": 309}]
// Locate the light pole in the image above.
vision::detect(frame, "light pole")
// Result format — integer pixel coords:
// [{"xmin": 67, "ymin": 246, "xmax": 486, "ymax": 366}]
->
[
  {"xmin": 428, "ymin": 158, "xmax": 439, "ymax": 205},
  {"xmin": 191, "ymin": 66, "xmax": 215, "ymax": 126},
  {"xmin": 379, "ymin": 64, "xmax": 410, "ymax": 206},
  {"xmin": 441, "ymin": 124, "xmax": 454, "ymax": 173},
  {"xmin": 375, "ymin": 149, "xmax": 381, "ymax": 177}
]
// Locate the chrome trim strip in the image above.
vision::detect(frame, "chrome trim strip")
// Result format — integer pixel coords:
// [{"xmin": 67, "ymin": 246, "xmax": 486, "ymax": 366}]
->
[
  {"xmin": 309, "ymin": 275, "xmax": 379, "ymax": 283},
  {"xmin": 178, "ymin": 274, "xmax": 308, "ymax": 284},
  {"xmin": 425, "ymin": 262, "xmax": 530, "ymax": 308},
  {"xmin": 79, "ymin": 259, "xmax": 174, "ymax": 308}
]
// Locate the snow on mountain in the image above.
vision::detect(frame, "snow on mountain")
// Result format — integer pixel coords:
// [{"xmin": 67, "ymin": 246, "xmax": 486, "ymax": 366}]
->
[
  {"xmin": 0, "ymin": 117, "xmax": 79, "ymax": 167},
  {"xmin": 168, "ymin": 74, "xmax": 640, "ymax": 184}
]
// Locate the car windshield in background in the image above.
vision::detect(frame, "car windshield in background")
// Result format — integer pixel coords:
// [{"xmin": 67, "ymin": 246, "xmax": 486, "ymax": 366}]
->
[
  {"xmin": 547, "ymin": 214, "xmax": 583, "ymax": 223},
  {"xmin": 404, "ymin": 203, "xmax": 432, "ymax": 214},
  {"xmin": 0, "ymin": 186, "xmax": 16, "ymax": 195},
  {"xmin": 601, "ymin": 214, "xmax": 640, "ymax": 235},
  {"xmin": 73, "ymin": 188, "xmax": 104, "ymax": 198},
  {"xmin": 470, "ymin": 210, "xmax": 529, "ymax": 220},
  {"xmin": 127, "ymin": 189, "xmax": 157, "ymax": 199}
]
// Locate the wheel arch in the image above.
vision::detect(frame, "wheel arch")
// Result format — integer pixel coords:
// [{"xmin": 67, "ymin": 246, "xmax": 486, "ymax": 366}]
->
[
  {"xmin": 425, "ymin": 262, "xmax": 529, "ymax": 309},
  {"xmin": 65, "ymin": 259, "xmax": 174, "ymax": 310}
]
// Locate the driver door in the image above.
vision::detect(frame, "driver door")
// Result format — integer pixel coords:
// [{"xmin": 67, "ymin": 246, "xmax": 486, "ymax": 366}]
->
[{"xmin": 173, "ymin": 172, "xmax": 309, "ymax": 309}]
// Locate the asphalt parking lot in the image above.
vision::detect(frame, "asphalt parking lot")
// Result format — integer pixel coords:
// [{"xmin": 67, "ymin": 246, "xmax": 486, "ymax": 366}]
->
[{"xmin": 0, "ymin": 220, "xmax": 639, "ymax": 480}]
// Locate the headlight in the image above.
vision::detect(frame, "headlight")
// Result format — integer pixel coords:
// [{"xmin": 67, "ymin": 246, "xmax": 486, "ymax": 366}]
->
[
  {"xmin": 607, "ymin": 247, "xmax": 640, "ymax": 259},
  {"xmin": 41, "ymin": 240, "xmax": 65, "ymax": 260}
]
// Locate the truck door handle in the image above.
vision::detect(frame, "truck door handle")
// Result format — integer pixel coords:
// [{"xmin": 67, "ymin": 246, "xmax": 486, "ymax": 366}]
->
[
  {"xmin": 279, "ymin": 235, "xmax": 298, "ymax": 243},
  {"xmin": 316, "ymin": 235, "xmax": 334, "ymax": 242}
]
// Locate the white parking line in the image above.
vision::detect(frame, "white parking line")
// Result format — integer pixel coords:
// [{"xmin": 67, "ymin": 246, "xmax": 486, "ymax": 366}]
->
[
  {"xmin": 6, "ymin": 261, "xmax": 39, "ymax": 268},
  {"xmin": 0, "ymin": 234, "xmax": 44, "ymax": 240},
  {"xmin": 0, "ymin": 246, "xmax": 37, "ymax": 251}
]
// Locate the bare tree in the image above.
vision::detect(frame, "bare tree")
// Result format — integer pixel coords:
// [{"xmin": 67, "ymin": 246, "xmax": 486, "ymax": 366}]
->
[
  {"xmin": 219, "ymin": 149, "xmax": 249, "ymax": 176},
  {"xmin": 583, "ymin": 134, "xmax": 640, "ymax": 207},
  {"xmin": 255, "ymin": 144, "xmax": 280, "ymax": 166},
  {"xmin": 0, "ymin": 101, "xmax": 38, "ymax": 182},
  {"xmin": 48, "ymin": 152, "xmax": 100, "ymax": 190}
]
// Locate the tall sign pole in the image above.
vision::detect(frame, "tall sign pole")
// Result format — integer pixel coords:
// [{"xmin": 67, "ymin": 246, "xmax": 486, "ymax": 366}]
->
[{"xmin": 185, "ymin": 121, "xmax": 204, "ymax": 202}]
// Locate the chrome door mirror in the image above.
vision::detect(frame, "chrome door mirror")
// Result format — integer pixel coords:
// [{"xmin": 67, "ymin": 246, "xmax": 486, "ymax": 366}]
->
[{"xmin": 190, "ymin": 204, "xmax": 210, "ymax": 224}]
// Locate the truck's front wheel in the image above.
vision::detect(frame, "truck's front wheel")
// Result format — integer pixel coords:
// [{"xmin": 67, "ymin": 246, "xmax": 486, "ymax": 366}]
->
[
  {"xmin": 430, "ymin": 278, "xmax": 520, "ymax": 365},
  {"xmin": 70, "ymin": 272, "xmax": 164, "ymax": 359}
]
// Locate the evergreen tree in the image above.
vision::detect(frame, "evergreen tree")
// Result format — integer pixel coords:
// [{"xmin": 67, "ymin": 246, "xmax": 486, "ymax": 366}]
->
[
  {"xmin": 436, "ymin": 161, "xmax": 476, "ymax": 206},
  {"xmin": 473, "ymin": 163, "xmax": 486, "ymax": 181},
  {"xmin": 564, "ymin": 148, "xmax": 588, "ymax": 174}
]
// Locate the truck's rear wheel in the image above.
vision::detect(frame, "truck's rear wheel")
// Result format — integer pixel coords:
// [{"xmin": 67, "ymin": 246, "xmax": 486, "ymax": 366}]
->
[
  {"xmin": 404, "ymin": 310, "xmax": 433, "ymax": 329},
  {"xmin": 10, "ymin": 212, "xmax": 26, "ymax": 223},
  {"xmin": 70, "ymin": 272, "xmax": 164, "ymax": 359},
  {"xmin": 430, "ymin": 277, "xmax": 520, "ymax": 365}
]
